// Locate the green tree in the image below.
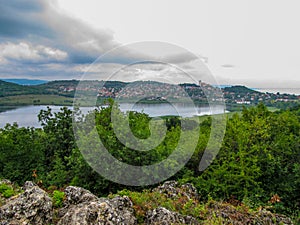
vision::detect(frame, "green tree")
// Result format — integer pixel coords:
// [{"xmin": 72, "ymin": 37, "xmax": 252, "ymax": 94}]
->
[
  {"xmin": 0, "ymin": 123, "xmax": 45, "ymax": 184},
  {"xmin": 38, "ymin": 106, "xmax": 75, "ymax": 185}
]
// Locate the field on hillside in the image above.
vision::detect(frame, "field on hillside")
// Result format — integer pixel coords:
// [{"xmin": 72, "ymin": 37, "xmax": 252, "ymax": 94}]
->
[{"xmin": 0, "ymin": 95, "xmax": 73, "ymax": 106}]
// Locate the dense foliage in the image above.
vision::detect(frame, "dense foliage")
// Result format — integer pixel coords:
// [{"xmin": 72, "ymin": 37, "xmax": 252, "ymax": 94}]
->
[{"xmin": 0, "ymin": 102, "xmax": 299, "ymax": 221}]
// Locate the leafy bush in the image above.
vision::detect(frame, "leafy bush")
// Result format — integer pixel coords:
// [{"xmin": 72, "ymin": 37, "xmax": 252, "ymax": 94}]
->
[
  {"xmin": 2, "ymin": 188, "xmax": 14, "ymax": 198},
  {"xmin": 52, "ymin": 190, "xmax": 65, "ymax": 208},
  {"xmin": 0, "ymin": 183, "xmax": 15, "ymax": 198}
]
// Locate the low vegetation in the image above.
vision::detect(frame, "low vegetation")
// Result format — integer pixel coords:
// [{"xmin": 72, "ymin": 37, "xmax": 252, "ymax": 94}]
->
[
  {"xmin": 52, "ymin": 190, "xmax": 65, "ymax": 208},
  {"xmin": 0, "ymin": 181, "xmax": 21, "ymax": 207},
  {"xmin": 0, "ymin": 183, "xmax": 15, "ymax": 198}
]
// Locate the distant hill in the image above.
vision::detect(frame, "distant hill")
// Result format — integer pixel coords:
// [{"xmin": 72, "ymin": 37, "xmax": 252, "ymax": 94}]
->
[
  {"xmin": 36, "ymin": 80, "xmax": 79, "ymax": 95},
  {"xmin": 1, "ymin": 79, "xmax": 48, "ymax": 85},
  {"xmin": 212, "ymin": 84, "xmax": 232, "ymax": 89},
  {"xmin": 0, "ymin": 80, "xmax": 41, "ymax": 97},
  {"xmin": 0, "ymin": 80, "xmax": 79, "ymax": 97},
  {"xmin": 0, "ymin": 80, "xmax": 128, "ymax": 99},
  {"xmin": 0, "ymin": 80, "xmax": 298, "ymax": 108},
  {"xmin": 223, "ymin": 85, "xmax": 259, "ymax": 94}
]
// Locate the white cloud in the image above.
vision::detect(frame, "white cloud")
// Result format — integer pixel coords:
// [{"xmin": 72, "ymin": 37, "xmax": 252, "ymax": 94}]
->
[
  {"xmin": 39, "ymin": 46, "xmax": 68, "ymax": 60},
  {"xmin": 0, "ymin": 42, "xmax": 68, "ymax": 63},
  {"xmin": 0, "ymin": 42, "xmax": 40, "ymax": 61}
]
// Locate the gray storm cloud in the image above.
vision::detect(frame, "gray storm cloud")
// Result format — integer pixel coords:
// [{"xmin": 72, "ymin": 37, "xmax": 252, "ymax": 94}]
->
[
  {"xmin": 0, "ymin": 0, "xmax": 118, "ymax": 64},
  {"xmin": 0, "ymin": 0, "xmax": 203, "ymax": 80}
]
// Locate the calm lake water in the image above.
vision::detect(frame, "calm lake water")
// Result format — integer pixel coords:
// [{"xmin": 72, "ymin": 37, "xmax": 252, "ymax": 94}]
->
[{"xmin": 0, "ymin": 103, "xmax": 226, "ymax": 128}]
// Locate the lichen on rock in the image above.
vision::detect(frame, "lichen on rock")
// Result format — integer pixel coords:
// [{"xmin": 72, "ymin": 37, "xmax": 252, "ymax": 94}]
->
[
  {"xmin": 145, "ymin": 207, "xmax": 199, "ymax": 225},
  {"xmin": 57, "ymin": 186, "xmax": 137, "ymax": 225},
  {"xmin": 0, "ymin": 181, "xmax": 52, "ymax": 225}
]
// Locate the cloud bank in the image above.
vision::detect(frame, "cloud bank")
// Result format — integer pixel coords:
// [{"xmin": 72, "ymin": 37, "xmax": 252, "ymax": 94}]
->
[
  {"xmin": 0, "ymin": 0, "xmax": 133, "ymax": 79},
  {"xmin": 0, "ymin": 0, "xmax": 202, "ymax": 81}
]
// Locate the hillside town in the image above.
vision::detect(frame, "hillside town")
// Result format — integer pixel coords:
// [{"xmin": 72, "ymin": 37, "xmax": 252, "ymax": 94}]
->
[
  {"xmin": 1, "ymin": 78, "xmax": 298, "ymax": 109},
  {"xmin": 91, "ymin": 80, "xmax": 299, "ymax": 105}
]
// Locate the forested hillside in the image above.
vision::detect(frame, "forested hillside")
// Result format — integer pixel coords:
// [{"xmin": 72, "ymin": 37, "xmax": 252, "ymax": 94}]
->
[
  {"xmin": 1, "ymin": 79, "xmax": 48, "ymax": 85},
  {"xmin": 0, "ymin": 80, "xmax": 79, "ymax": 97},
  {"xmin": 0, "ymin": 102, "xmax": 299, "ymax": 223},
  {"xmin": 0, "ymin": 80, "xmax": 41, "ymax": 97},
  {"xmin": 223, "ymin": 85, "xmax": 259, "ymax": 94}
]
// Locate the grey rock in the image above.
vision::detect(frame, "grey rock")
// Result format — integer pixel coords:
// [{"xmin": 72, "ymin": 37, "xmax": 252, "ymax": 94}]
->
[
  {"xmin": 254, "ymin": 210, "xmax": 294, "ymax": 225},
  {"xmin": 180, "ymin": 183, "xmax": 198, "ymax": 200},
  {"xmin": 153, "ymin": 181, "xmax": 198, "ymax": 200},
  {"xmin": 22, "ymin": 181, "xmax": 35, "ymax": 190},
  {"xmin": 145, "ymin": 207, "xmax": 199, "ymax": 225},
  {"xmin": 0, "ymin": 181, "xmax": 52, "ymax": 225},
  {"xmin": 57, "ymin": 186, "xmax": 137, "ymax": 225},
  {"xmin": 64, "ymin": 186, "xmax": 98, "ymax": 205},
  {"xmin": 0, "ymin": 180, "xmax": 12, "ymax": 186}
]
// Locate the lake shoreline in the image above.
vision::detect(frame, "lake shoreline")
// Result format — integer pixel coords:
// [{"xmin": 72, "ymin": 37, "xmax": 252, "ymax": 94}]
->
[{"xmin": 0, "ymin": 104, "xmax": 227, "ymax": 128}]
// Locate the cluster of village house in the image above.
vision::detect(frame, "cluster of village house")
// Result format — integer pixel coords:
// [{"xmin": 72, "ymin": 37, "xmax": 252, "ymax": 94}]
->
[{"xmin": 57, "ymin": 80, "xmax": 299, "ymax": 104}]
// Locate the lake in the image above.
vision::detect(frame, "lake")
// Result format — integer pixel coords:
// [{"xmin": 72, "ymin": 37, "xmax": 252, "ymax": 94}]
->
[{"xmin": 0, "ymin": 103, "xmax": 226, "ymax": 128}]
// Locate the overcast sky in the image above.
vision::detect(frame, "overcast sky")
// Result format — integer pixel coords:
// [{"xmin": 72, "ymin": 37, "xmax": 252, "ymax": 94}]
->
[{"xmin": 0, "ymin": 0, "xmax": 300, "ymax": 91}]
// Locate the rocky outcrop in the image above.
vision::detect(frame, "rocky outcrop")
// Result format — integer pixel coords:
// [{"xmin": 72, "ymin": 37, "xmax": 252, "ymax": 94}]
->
[
  {"xmin": 0, "ymin": 181, "xmax": 52, "ymax": 225},
  {"xmin": 145, "ymin": 207, "xmax": 199, "ymax": 225},
  {"xmin": 0, "ymin": 180, "xmax": 295, "ymax": 225},
  {"xmin": 153, "ymin": 180, "xmax": 198, "ymax": 200},
  {"xmin": 0, "ymin": 181, "xmax": 137, "ymax": 225},
  {"xmin": 52, "ymin": 181, "xmax": 200, "ymax": 225},
  {"xmin": 63, "ymin": 186, "xmax": 99, "ymax": 205},
  {"xmin": 57, "ymin": 186, "xmax": 137, "ymax": 225},
  {"xmin": 207, "ymin": 201, "xmax": 294, "ymax": 225},
  {"xmin": 0, "ymin": 180, "xmax": 12, "ymax": 186}
]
